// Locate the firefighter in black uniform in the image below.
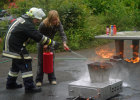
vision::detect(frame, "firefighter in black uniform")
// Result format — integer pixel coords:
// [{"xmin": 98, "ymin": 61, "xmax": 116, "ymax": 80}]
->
[{"xmin": 2, "ymin": 7, "xmax": 59, "ymax": 93}]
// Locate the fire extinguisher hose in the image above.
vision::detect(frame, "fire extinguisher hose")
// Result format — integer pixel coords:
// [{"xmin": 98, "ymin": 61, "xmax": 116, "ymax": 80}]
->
[
  {"xmin": 0, "ymin": 49, "xmax": 88, "ymax": 63},
  {"xmin": 55, "ymin": 57, "xmax": 87, "ymax": 60}
]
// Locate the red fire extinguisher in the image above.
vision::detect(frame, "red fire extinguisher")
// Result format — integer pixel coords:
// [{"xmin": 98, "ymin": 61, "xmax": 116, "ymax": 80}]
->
[{"xmin": 43, "ymin": 52, "xmax": 53, "ymax": 74}]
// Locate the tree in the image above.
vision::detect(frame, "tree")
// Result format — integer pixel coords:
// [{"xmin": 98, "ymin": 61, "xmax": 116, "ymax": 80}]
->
[{"xmin": 0, "ymin": 0, "xmax": 8, "ymax": 9}]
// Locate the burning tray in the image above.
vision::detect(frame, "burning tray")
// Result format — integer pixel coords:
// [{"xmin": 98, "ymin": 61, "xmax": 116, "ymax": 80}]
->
[
  {"xmin": 68, "ymin": 62, "xmax": 123, "ymax": 100},
  {"xmin": 88, "ymin": 62, "xmax": 113, "ymax": 83}
]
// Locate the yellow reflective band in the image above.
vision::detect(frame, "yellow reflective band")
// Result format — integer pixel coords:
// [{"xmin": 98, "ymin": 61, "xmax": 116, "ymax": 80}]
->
[
  {"xmin": 5, "ymin": 21, "xmax": 18, "ymax": 51},
  {"xmin": 26, "ymin": 12, "xmax": 33, "ymax": 17},
  {"xmin": 42, "ymin": 37, "xmax": 47, "ymax": 44},
  {"xmin": 22, "ymin": 74, "xmax": 33, "ymax": 78},
  {"xmin": 48, "ymin": 39, "xmax": 51, "ymax": 45},
  {"xmin": 8, "ymin": 72, "xmax": 18, "ymax": 77},
  {"xmin": 2, "ymin": 53, "xmax": 32, "ymax": 59},
  {"xmin": 23, "ymin": 43, "xmax": 26, "ymax": 46}
]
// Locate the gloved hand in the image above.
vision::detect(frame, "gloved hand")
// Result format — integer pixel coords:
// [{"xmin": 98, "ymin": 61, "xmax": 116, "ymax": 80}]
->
[
  {"xmin": 44, "ymin": 37, "xmax": 60, "ymax": 49},
  {"xmin": 51, "ymin": 41, "xmax": 60, "ymax": 50}
]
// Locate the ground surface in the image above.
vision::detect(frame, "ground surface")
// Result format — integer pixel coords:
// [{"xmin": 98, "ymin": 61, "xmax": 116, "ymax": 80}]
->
[{"xmin": 0, "ymin": 41, "xmax": 140, "ymax": 100}]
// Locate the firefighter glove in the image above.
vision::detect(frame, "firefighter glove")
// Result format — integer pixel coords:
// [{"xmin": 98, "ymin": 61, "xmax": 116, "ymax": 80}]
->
[
  {"xmin": 44, "ymin": 37, "xmax": 59, "ymax": 49},
  {"xmin": 51, "ymin": 41, "xmax": 60, "ymax": 50}
]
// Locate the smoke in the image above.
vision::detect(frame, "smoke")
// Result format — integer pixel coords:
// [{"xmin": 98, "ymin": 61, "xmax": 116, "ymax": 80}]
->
[
  {"xmin": 78, "ymin": 68, "xmax": 90, "ymax": 82},
  {"xmin": 110, "ymin": 62, "xmax": 130, "ymax": 83},
  {"xmin": 76, "ymin": 60, "xmax": 91, "ymax": 82}
]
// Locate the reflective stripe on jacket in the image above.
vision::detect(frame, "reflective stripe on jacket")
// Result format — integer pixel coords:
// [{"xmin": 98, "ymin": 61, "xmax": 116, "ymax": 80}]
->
[{"xmin": 2, "ymin": 14, "xmax": 49, "ymax": 59}]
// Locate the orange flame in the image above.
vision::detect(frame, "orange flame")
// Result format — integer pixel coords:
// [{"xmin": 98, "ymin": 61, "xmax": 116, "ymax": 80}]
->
[
  {"xmin": 95, "ymin": 47, "xmax": 115, "ymax": 59},
  {"xmin": 125, "ymin": 57, "xmax": 140, "ymax": 63},
  {"xmin": 130, "ymin": 45, "xmax": 133, "ymax": 48},
  {"xmin": 92, "ymin": 63, "xmax": 111, "ymax": 69}
]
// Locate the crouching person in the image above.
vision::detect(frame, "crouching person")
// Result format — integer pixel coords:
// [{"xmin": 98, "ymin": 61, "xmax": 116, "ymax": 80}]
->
[{"xmin": 2, "ymin": 7, "xmax": 59, "ymax": 93}]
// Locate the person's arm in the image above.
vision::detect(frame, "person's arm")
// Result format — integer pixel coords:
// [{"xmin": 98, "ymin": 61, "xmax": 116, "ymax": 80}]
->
[
  {"xmin": 58, "ymin": 22, "xmax": 67, "ymax": 42},
  {"xmin": 58, "ymin": 22, "xmax": 69, "ymax": 50},
  {"xmin": 24, "ymin": 22, "xmax": 55, "ymax": 46},
  {"xmin": 38, "ymin": 22, "xmax": 48, "ymax": 49},
  {"xmin": 63, "ymin": 41, "xmax": 69, "ymax": 50}
]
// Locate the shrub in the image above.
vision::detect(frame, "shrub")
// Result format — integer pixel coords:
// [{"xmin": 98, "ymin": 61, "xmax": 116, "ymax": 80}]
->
[
  {"xmin": 45, "ymin": 0, "xmax": 90, "ymax": 30},
  {"xmin": 99, "ymin": 0, "xmax": 140, "ymax": 31},
  {"xmin": 0, "ymin": 0, "xmax": 8, "ymax": 9}
]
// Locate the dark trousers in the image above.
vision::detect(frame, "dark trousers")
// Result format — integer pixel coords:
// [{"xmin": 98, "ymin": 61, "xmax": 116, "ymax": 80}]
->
[
  {"xmin": 36, "ymin": 44, "xmax": 56, "ymax": 83},
  {"xmin": 7, "ymin": 59, "xmax": 35, "ymax": 89}
]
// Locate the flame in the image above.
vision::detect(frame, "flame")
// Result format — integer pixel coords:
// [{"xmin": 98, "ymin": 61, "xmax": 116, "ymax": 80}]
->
[
  {"xmin": 91, "ymin": 62, "xmax": 112, "ymax": 69},
  {"xmin": 95, "ymin": 44, "xmax": 140, "ymax": 63},
  {"xmin": 95, "ymin": 47, "xmax": 115, "ymax": 59},
  {"xmin": 93, "ymin": 65, "xmax": 110, "ymax": 69},
  {"xmin": 125, "ymin": 57, "xmax": 140, "ymax": 63},
  {"xmin": 133, "ymin": 52, "xmax": 139, "ymax": 56},
  {"xmin": 130, "ymin": 45, "xmax": 133, "ymax": 48}
]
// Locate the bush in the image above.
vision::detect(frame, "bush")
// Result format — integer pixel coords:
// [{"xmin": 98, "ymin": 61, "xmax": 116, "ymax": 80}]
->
[
  {"xmin": 45, "ymin": 0, "xmax": 90, "ymax": 30},
  {"xmin": 1, "ymin": 0, "xmax": 139, "ymax": 53},
  {"xmin": 84, "ymin": 0, "xmax": 110, "ymax": 15},
  {"xmin": 44, "ymin": 0, "xmax": 92, "ymax": 50},
  {"xmin": 0, "ymin": 0, "xmax": 8, "ymax": 9}
]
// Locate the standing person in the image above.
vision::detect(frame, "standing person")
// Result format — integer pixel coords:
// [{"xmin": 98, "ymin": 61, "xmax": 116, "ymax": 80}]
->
[
  {"xmin": 2, "ymin": 7, "xmax": 59, "ymax": 93},
  {"xmin": 36, "ymin": 10, "xmax": 69, "ymax": 87}
]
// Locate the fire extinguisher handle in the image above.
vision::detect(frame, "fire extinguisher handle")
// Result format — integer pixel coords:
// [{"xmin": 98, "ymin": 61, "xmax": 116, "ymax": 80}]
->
[{"xmin": 65, "ymin": 48, "xmax": 71, "ymax": 52}]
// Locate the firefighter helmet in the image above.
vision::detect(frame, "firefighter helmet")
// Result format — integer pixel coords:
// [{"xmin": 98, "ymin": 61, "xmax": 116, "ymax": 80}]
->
[{"xmin": 26, "ymin": 7, "xmax": 46, "ymax": 20}]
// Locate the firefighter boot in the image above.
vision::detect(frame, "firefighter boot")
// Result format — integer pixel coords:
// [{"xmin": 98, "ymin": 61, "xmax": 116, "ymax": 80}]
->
[
  {"xmin": 25, "ymin": 86, "xmax": 41, "ymax": 93},
  {"xmin": 6, "ymin": 75, "xmax": 22, "ymax": 89},
  {"xmin": 23, "ymin": 77, "xmax": 41, "ymax": 93},
  {"xmin": 6, "ymin": 83, "xmax": 22, "ymax": 89}
]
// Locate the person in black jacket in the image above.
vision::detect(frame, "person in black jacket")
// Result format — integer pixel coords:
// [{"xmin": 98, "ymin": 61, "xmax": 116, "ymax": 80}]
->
[
  {"xmin": 2, "ymin": 7, "xmax": 58, "ymax": 93},
  {"xmin": 36, "ymin": 10, "xmax": 69, "ymax": 87}
]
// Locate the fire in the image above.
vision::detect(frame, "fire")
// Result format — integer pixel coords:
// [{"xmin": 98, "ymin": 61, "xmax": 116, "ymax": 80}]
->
[
  {"xmin": 125, "ymin": 57, "xmax": 140, "ymax": 63},
  {"xmin": 93, "ymin": 65, "xmax": 110, "ymax": 69},
  {"xmin": 89, "ymin": 62, "xmax": 112, "ymax": 69},
  {"xmin": 95, "ymin": 44, "xmax": 140, "ymax": 63},
  {"xmin": 95, "ymin": 47, "xmax": 115, "ymax": 59},
  {"xmin": 130, "ymin": 45, "xmax": 133, "ymax": 48}
]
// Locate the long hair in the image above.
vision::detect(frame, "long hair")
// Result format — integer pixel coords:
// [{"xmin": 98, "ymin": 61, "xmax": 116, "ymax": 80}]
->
[{"xmin": 43, "ymin": 10, "xmax": 60, "ymax": 27}]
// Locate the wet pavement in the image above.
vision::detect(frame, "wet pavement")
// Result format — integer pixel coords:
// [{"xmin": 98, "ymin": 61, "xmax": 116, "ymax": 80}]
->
[{"xmin": 1, "ymin": 41, "xmax": 140, "ymax": 100}]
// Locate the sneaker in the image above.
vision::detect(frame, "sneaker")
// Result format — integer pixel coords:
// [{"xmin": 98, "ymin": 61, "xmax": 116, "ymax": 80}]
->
[
  {"xmin": 6, "ymin": 83, "xmax": 22, "ymax": 89},
  {"xmin": 25, "ymin": 87, "xmax": 41, "ymax": 93},
  {"xmin": 36, "ymin": 82, "xmax": 42, "ymax": 87},
  {"xmin": 51, "ymin": 80, "xmax": 57, "ymax": 85}
]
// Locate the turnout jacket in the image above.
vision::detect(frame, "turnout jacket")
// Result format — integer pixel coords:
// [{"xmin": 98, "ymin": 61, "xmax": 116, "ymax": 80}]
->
[
  {"xmin": 39, "ymin": 21, "xmax": 67, "ymax": 42},
  {"xmin": 2, "ymin": 14, "xmax": 50, "ymax": 59}
]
